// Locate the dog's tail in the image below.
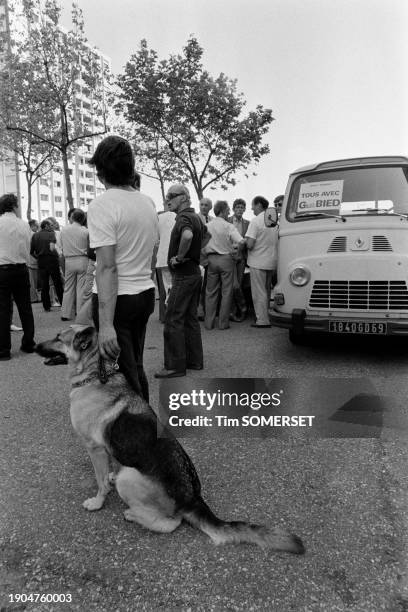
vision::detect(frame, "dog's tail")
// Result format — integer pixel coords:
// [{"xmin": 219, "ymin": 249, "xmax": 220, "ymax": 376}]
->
[{"xmin": 183, "ymin": 496, "xmax": 305, "ymax": 554}]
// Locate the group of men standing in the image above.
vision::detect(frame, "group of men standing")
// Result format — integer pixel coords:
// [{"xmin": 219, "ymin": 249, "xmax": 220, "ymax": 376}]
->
[{"xmin": 0, "ymin": 134, "xmax": 281, "ymax": 407}]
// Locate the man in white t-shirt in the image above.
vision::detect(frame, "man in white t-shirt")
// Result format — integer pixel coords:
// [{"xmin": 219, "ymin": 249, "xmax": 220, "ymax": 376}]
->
[
  {"xmin": 245, "ymin": 195, "xmax": 278, "ymax": 328},
  {"xmin": 87, "ymin": 136, "xmax": 158, "ymax": 401}
]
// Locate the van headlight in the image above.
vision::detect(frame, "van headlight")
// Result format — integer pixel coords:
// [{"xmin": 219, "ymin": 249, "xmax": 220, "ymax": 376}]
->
[{"xmin": 289, "ymin": 266, "xmax": 311, "ymax": 287}]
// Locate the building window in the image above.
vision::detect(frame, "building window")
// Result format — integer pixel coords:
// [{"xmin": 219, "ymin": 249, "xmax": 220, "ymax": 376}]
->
[
  {"xmin": 85, "ymin": 171, "xmax": 93, "ymax": 179},
  {"xmin": 40, "ymin": 178, "xmax": 48, "ymax": 186},
  {"xmin": 40, "ymin": 194, "xmax": 49, "ymax": 201},
  {"xmin": 55, "ymin": 196, "xmax": 62, "ymax": 202},
  {"xmin": 55, "ymin": 210, "xmax": 63, "ymax": 218},
  {"xmin": 54, "ymin": 180, "xmax": 61, "ymax": 188},
  {"xmin": 40, "ymin": 210, "xmax": 50, "ymax": 218}
]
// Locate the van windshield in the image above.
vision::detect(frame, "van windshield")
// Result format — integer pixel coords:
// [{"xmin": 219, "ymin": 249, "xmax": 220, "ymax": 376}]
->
[{"xmin": 287, "ymin": 166, "xmax": 408, "ymax": 221}]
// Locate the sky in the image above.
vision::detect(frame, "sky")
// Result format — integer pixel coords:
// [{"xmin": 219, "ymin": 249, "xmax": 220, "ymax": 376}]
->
[{"xmin": 62, "ymin": 0, "xmax": 408, "ymax": 211}]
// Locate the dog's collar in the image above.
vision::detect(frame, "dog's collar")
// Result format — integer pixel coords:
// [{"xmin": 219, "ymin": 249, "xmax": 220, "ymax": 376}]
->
[{"xmin": 72, "ymin": 357, "xmax": 120, "ymax": 388}]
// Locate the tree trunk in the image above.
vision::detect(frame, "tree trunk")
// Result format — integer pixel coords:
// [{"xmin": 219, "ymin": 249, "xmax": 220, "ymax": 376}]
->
[
  {"xmin": 25, "ymin": 172, "xmax": 32, "ymax": 220},
  {"xmin": 61, "ymin": 146, "xmax": 73, "ymax": 209}
]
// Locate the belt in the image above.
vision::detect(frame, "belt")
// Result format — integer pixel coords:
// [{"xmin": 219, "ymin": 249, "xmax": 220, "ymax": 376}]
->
[{"xmin": 0, "ymin": 263, "xmax": 27, "ymax": 269}]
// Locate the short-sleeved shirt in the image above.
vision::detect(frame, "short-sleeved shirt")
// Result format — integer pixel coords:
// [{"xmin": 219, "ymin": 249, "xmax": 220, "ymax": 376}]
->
[
  {"xmin": 87, "ymin": 189, "xmax": 158, "ymax": 295},
  {"xmin": 205, "ymin": 217, "xmax": 243, "ymax": 255},
  {"xmin": 30, "ymin": 229, "xmax": 57, "ymax": 258},
  {"xmin": 167, "ymin": 207, "xmax": 206, "ymax": 275},
  {"xmin": 0, "ymin": 212, "xmax": 31, "ymax": 265},
  {"xmin": 245, "ymin": 212, "xmax": 278, "ymax": 270},
  {"xmin": 60, "ymin": 222, "xmax": 89, "ymax": 257}
]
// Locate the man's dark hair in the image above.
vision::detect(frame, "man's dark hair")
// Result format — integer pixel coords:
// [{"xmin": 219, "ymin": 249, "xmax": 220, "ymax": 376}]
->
[
  {"xmin": 88, "ymin": 136, "xmax": 135, "ymax": 186},
  {"xmin": 71, "ymin": 209, "xmax": 87, "ymax": 225},
  {"xmin": 0, "ymin": 193, "xmax": 18, "ymax": 214},
  {"xmin": 213, "ymin": 200, "xmax": 229, "ymax": 217},
  {"xmin": 253, "ymin": 195, "xmax": 269, "ymax": 210},
  {"xmin": 233, "ymin": 198, "xmax": 246, "ymax": 210},
  {"xmin": 274, "ymin": 195, "xmax": 284, "ymax": 205},
  {"xmin": 28, "ymin": 219, "xmax": 38, "ymax": 229},
  {"xmin": 68, "ymin": 207, "xmax": 81, "ymax": 220},
  {"xmin": 40, "ymin": 219, "xmax": 52, "ymax": 230}
]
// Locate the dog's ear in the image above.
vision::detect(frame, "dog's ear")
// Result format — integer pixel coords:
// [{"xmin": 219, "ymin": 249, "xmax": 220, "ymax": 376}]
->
[{"xmin": 72, "ymin": 326, "xmax": 95, "ymax": 352}]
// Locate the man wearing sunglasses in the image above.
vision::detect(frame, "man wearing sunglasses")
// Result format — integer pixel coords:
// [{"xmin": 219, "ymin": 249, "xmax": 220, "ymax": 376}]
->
[{"xmin": 155, "ymin": 184, "xmax": 208, "ymax": 378}]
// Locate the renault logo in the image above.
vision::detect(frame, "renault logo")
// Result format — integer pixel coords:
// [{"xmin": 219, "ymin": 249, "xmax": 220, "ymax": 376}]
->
[{"xmin": 355, "ymin": 238, "xmax": 365, "ymax": 248}]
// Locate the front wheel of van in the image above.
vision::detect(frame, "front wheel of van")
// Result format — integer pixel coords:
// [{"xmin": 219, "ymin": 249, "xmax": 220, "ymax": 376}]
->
[{"xmin": 289, "ymin": 330, "xmax": 307, "ymax": 345}]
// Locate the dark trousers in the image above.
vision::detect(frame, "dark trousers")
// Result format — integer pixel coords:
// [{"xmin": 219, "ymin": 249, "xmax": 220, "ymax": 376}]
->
[
  {"xmin": 0, "ymin": 264, "xmax": 35, "ymax": 357},
  {"xmin": 92, "ymin": 288, "xmax": 155, "ymax": 402},
  {"xmin": 231, "ymin": 258, "xmax": 247, "ymax": 317},
  {"xmin": 163, "ymin": 273, "xmax": 203, "ymax": 372},
  {"xmin": 38, "ymin": 255, "xmax": 64, "ymax": 310}
]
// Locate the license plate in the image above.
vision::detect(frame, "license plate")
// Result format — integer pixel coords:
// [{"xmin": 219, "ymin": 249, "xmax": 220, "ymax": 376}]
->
[{"xmin": 329, "ymin": 321, "xmax": 387, "ymax": 334}]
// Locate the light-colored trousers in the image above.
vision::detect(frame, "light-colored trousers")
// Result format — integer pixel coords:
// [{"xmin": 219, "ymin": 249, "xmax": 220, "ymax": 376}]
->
[
  {"xmin": 61, "ymin": 256, "xmax": 88, "ymax": 320},
  {"xmin": 249, "ymin": 267, "xmax": 274, "ymax": 326},
  {"xmin": 205, "ymin": 254, "xmax": 234, "ymax": 329}
]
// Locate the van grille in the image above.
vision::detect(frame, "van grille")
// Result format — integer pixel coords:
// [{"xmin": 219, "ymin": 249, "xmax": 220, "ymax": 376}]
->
[
  {"xmin": 372, "ymin": 236, "xmax": 392, "ymax": 251},
  {"xmin": 309, "ymin": 280, "xmax": 408, "ymax": 310},
  {"xmin": 327, "ymin": 235, "xmax": 392, "ymax": 252},
  {"xmin": 328, "ymin": 237, "xmax": 347, "ymax": 252}
]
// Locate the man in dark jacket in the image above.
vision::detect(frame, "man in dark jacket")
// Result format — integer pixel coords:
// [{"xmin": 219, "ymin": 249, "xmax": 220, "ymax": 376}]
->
[
  {"xmin": 30, "ymin": 219, "xmax": 64, "ymax": 311},
  {"xmin": 228, "ymin": 198, "xmax": 250, "ymax": 321}
]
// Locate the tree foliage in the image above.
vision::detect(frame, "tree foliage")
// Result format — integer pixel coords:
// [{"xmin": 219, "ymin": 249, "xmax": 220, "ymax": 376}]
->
[
  {"xmin": 0, "ymin": 0, "xmax": 110, "ymax": 208},
  {"xmin": 117, "ymin": 37, "xmax": 273, "ymax": 199}
]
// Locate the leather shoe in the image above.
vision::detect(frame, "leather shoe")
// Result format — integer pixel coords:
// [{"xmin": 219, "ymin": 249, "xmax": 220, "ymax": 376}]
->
[
  {"xmin": 187, "ymin": 364, "xmax": 203, "ymax": 370},
  {"xmin": 250, "ymin": 323, "xmax": 271, "ymax": 328},
  {"xmin": 61, "ymin": 317, "xmax": 71, "ymax": 321},
  {"xmin": 154, "ymin": 368, "xmax": 186, "ymax": 378},
  {"xmin": 20, "ymin": 344, "xmax": 36, "ymax": 353}
]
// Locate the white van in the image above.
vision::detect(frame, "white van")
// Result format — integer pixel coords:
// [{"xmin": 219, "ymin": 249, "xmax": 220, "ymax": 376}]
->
[{"xmin": 269, "ymin": 156, "xmax": 408, "ymax": 343}]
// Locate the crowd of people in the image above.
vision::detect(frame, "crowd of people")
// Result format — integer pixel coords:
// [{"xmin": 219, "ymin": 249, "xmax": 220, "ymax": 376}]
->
[{"xmin": 0, "ymin": 135, "xmax": 281, "ymax": 401}]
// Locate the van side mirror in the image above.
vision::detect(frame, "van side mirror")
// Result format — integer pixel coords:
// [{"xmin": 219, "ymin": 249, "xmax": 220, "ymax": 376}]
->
[{"xmin": 264, "ymin": 207, "xmax": 278, "ymax": 227}]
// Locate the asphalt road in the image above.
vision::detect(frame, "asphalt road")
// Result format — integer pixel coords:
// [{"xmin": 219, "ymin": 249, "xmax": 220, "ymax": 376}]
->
[{"xmin": 1, "ymin": 302, "xmax": 408, "ymax": 611}]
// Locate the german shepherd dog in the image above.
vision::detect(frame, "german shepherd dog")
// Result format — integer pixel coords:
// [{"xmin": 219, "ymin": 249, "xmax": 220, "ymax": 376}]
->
[{"xmin": 36, "ymin": 325, "xmax": 304, "ymax": 554}]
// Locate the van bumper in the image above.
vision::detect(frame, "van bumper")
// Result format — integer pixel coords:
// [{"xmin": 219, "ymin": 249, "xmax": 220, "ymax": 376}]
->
[{"xmin": 270, "ymin": 309, "xmax": 408, "ymax": 336}]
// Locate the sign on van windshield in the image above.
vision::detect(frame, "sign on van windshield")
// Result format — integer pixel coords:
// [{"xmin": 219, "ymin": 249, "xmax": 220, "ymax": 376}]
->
[{"xmin": 297, "ymin": 180, "xmax": 344, "ymax": 213}]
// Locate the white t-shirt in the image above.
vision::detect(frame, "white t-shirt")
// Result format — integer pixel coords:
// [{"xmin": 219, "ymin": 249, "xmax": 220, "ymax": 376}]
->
[
  {"xmin": 87, "ymin": 189, "xmax": 158, "ymax": 295},
  {"xmin": 156, "ymin": 210, "xmax": 176, "ymax": 268},
  {"xmin": 245, "ymin": 212, "xmax": 278, "ymax": 270}
]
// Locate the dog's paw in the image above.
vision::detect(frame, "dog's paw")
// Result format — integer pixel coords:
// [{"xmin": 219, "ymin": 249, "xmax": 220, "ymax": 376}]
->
[
  {"xmin": 82, "ymin": 496, "xmax": 104, "ymax": 511},
  {"xmin": 108, "ymin": 472, "xmax": 116, "ymax": 485}
]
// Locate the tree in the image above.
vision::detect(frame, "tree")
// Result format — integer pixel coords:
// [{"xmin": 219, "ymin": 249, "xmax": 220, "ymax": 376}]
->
[
  {"xmin": 0, "ymin": 134, "xmax": 57, "ymax": 220},
  {"xmin": 117, "ymin": 37, "xmax": 273, "ymax": 199},
  {"xmin": 0, "ymin": 0, "xmax": 110, "ymax": 209}
]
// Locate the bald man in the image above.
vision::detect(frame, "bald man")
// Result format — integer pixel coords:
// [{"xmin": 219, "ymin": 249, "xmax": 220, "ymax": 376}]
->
[{"xmin": 155, "ymin": 184, "xmax": 208, "ymax": 378}]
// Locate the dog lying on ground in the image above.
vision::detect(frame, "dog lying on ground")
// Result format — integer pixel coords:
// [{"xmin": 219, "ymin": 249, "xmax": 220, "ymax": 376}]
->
[{"xmin": 36, "ymin": 325, "xmax": 304, "ymax": 554}]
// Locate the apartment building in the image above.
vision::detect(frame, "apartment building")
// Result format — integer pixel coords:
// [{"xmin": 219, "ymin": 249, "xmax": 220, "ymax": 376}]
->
[{"xmin": 0, "ymin": 0, "xmax": 111, "ymax": 223}]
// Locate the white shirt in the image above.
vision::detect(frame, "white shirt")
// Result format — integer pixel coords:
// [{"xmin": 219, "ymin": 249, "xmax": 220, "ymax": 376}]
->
[
  {"xmin": 156, "ymin": 210, "xmax": 176, "ymax": 268},
  {"xmin": 87, "ymin": 189, "xmax": 158, "ymax": 295},
  {"xmin": 205, "ymin": 216, "xmax": 243, "ymax": 255},
  {"xmin": 60, "ymin": 222, "xmax": 89, "ymax": 257},
  {"xmin": 245, "ymin": 212, "xmax": 278, "ymax": 270},
  {"xmin": 0, "ymin": 212, "xmax": 31, "ymax": 265}
]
